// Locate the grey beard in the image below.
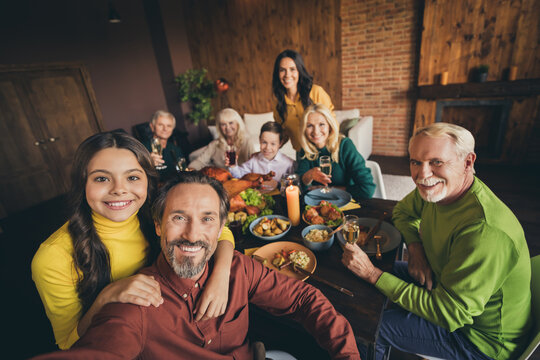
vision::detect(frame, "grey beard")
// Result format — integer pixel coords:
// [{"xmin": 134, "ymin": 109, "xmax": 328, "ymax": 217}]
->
[{"xmin": 166, "ymin": 240, "xmax": 210, "ymax": 278}]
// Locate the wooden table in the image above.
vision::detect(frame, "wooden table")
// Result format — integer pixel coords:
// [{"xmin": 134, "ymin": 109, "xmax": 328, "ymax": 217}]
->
[{"xmin": 236, "ymin": 196, "xmax": 400, "ymax": 359}]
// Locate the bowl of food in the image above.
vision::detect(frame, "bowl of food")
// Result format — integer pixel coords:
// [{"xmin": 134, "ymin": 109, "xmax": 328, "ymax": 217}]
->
[
  {"xmin": 249, "ymin": 215, "xmax": 291, "ymax": 241},
  {"xmin": 301, "ymin": 224, "xmax": 334, "ymax": 251},
  {"xmin": 302, "ymin": 200, "xmax": 344, "ymax": 228}
]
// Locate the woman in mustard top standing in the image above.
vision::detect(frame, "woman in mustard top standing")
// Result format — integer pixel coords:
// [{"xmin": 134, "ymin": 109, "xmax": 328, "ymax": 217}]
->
[
  {"xmin": 272, "ymin": 49, "xmax": 335, "ymax": 151},
  {"xmin": 32, "ymin": 132, "xmax": 234, "ymax": 349}
]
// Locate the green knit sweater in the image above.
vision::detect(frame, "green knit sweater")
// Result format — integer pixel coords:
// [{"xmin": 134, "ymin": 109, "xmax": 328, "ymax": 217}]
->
[
  {"xmin": 296, "ymin": 137, "xmax": 375, "ymax": 200},
  {"xmin": 379, "ymin": 177, "xmax": 531, "ymax": 359}
]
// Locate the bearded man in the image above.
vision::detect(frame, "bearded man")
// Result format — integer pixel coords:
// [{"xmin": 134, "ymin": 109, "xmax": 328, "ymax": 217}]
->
[
  {"xmin": 33, "ymin": 172, "xmax": 359, "ymax": 360},
  {"xmin": 342, "ymin": 123, "xmax": 532, "ymax": 360}
]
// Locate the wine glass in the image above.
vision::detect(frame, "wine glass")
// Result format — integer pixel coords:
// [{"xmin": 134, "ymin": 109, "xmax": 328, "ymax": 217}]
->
[
  {"xmin": 176, "ymin": 157, "xmax": 186, "ymax": 172},
  {"xmin": 150, "ymin": 138, "xmax": 167, "ymax": 170},
  {"xmin": 226, "ymin": 145, "xmax": 237, "ymax": 166},
  {"xmin": 342, "ymin": 215, "xmax": 360, "ymax": 244},
  {"xmin": 319, "ymin": 155, "xmax": 332, "ymax": 193}
]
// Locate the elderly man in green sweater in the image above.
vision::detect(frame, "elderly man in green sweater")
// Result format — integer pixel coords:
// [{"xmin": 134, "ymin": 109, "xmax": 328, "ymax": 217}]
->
[{"xmin": 342, "ymin": 123, "xmax": 532, "ymax": 360}]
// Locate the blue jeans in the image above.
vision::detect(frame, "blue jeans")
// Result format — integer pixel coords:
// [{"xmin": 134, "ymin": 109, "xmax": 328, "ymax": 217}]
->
[{"xmin": 361, "ymin": 261, "xmax": 493, "ymax": 360}]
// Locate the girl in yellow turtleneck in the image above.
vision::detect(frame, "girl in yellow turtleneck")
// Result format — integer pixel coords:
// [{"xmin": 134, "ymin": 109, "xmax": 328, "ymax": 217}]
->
[{"xmin": 31, "ymin": 132, "xmax": 235, "ymax": 350}]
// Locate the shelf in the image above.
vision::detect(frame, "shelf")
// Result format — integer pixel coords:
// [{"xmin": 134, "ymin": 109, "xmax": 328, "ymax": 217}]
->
[{"xmin": 417, "ymin": 78, "xmax": 540, "ymax": 100}]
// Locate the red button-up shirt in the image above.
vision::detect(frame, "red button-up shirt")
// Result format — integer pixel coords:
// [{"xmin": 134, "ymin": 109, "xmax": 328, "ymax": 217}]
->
[{"xmin": 33, "ymin": 251, "xmax": 360, "ymax": 359}]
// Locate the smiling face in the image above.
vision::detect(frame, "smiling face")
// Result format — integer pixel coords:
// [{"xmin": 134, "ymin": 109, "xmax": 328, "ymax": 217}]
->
[
  {"xmin": 155, "ymin": 183, "xmax": 223, "ymax": 280},
  {"xmin": 305, "ymin": 112, "xmax": 330, "ymax": 149},
  {"xmin": 219, "ymin": 116, "xmax": 239, "ymax": 141},
  {"xmin": 150, "ymin": 115, "xmax": 175, "ymax": 141},
  {"xmin": 260, "ymin": 131, "xmax": 281, "ymax": 160},
  {"xmin": 85, "ymin": 148, "xmax": 148, "ymax": 222},
  {"xmin": 409, "ymin": 135, "xmax": 475, "ymax": 205},
  {"xmin": 279, "ymin": 57, "xmax": 299, "ymax": 94}
]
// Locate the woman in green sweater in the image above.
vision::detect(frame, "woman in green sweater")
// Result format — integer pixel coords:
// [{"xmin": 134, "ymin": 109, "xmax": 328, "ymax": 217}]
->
[{"xmin": 296, "ymin": 104, "xmax": 375, "ymax": 200}]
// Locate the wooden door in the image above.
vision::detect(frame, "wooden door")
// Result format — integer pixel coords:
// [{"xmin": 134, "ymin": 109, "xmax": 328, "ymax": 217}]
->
[{"xmin": 0, "ymin": 64, "xmax": 103, "ymax": 217}]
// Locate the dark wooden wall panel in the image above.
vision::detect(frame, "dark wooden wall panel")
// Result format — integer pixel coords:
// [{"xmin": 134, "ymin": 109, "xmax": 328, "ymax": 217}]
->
[
  {"xmin": 419, "ymin": 0, "xmax": 540, "ymax": 85},
  {"xmin": 182, "ymin": 0, "xmax": 341, "ymax": 120}
]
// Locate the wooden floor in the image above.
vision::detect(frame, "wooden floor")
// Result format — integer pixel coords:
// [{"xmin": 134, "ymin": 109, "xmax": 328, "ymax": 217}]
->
[{"xmin": 0, "ymin": 156, "xmax": 538, "ymax": 359}]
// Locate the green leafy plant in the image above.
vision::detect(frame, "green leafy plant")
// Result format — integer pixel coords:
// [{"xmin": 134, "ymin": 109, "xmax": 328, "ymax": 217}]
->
[{"xmin": 175, "ymin": 68, "xmax": 216, "ymax": 125}]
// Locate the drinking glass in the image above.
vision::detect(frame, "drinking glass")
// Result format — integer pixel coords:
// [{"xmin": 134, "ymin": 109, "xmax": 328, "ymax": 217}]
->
[
  {"xmin": 280, "ymin": 173, "xmax": 301, "ymax": 197},
  {"xmin": 150, "ymin": 138, "xmax": 167, "ymax": 170},
  {"xmin": 176, "ymin": 157, "xmax": 186, "ymax": 172},
  {"xmin": 342, "ymin": 215, "xmax": 360, "ymax": 244},
  {"xmin": 226, "ymin": 145, "xmax": 237, "ymax": 166},
  {"xmin": 319, "ymin": 155, "xmax": 332, "ymax": 193}
]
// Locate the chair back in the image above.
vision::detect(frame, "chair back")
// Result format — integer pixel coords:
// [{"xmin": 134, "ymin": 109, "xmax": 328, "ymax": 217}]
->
[
  {"xmin": 365, "ymin": 160, "xmax": 387, "ymax": 199},
  {"xmin": 518, "ymin": 255, "xmax": 540, "ymax": 360}
]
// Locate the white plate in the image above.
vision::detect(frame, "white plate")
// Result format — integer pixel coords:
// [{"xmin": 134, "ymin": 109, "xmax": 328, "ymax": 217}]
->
[
  {"xmin": 337, "ymin": 218, "xmax": 402, "ymax": 254},
  {"xmin": 304, "ymin": 188, "xmax": 352, "ymax": 208}
]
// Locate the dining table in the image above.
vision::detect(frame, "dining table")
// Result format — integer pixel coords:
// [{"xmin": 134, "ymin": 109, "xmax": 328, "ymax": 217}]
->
[{"xmin": 235, "ymin": 193, "xmax": 401, "ymax": 360}]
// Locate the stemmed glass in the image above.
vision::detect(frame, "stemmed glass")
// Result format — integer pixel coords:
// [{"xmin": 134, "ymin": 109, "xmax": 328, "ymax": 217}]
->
[
  {"xmin": 319, "ymin": 155, "xmax": 332, "ymax": 193},
  {"xmin": 150, "ymin": 138, "xmax": 167, "ymax": 170},
  {"xmin": 176, "ymin": 157, "xmax": 186, "ymax": 172},
  {"xmin": 342, "ymin": 215, "xmax": 360, "ymax": 244}
]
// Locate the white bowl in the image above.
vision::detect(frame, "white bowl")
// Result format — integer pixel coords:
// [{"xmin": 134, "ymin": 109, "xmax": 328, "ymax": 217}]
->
[
  {"xmin": 301, "ymin": 225, "xmax": 334, "ymax": 251},
  {"xmin": 249, "ymin": 215, "xmax": 291, "ymax": 241}
]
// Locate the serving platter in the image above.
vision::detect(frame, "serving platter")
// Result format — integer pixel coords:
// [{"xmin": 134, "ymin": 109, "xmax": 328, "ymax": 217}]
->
[{"xmin": 252, "ymin": 241, "xmax": 317, "ymax": 281}]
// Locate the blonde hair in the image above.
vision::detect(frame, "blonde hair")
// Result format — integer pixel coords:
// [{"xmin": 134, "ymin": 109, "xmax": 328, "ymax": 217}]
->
[
  {"xmin": 410, "ymin": 122, "xmax": 476, "ymax": 172},
  {"xmin": 215, "ymin": 108, "xmax": 247, "ymax": 149},
  {"xmin": 150, "ymin": 110, "xmax": 176, "ymax": 127},
  {"xmin": 300, "ymin": 104, "xmax": 342, "ymax": 162}
]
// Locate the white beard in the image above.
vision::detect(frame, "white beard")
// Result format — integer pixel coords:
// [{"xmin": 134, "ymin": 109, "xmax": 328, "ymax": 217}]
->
[{"xmin": 416, "ymin": 177, "xmax": 447, "ymax": 203}]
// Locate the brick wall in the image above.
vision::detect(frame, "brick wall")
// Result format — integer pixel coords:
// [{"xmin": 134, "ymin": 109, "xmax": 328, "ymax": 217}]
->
[{"xmin": 341, "ymin": 0, "xmax": 421, "ymax": 156}]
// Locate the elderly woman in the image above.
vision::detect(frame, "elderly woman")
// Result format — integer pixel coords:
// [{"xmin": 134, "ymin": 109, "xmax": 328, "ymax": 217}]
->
[
  {"xmin": 189, "ymin": 108, "xmax": 256, "ymax": 170},
  {"xmin": 272, "ymin": 49, "xmax": 335, "ymax": 151},
  {"xmin": 297, "ymin": 104, "xmax": 375, "ymax": 200}
]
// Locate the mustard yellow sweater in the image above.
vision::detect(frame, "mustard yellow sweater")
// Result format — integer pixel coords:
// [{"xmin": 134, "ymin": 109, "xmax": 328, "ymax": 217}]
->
[{"xmin": 31, "ymin": 211, "xmax": 234, "ymax": 349}]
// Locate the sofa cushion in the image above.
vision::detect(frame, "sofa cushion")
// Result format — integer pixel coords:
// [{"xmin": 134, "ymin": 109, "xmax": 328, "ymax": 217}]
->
[
  {"xmin": 243, "ymin": 112, "xmax": 274, "ymax": 138},
  {"xmin": 335, "ymin": 109, "xmax": 360, "ymax": 125},
  {"xmin": 339, "ymin": 117, "xmax": 360, "ymax": 136}
]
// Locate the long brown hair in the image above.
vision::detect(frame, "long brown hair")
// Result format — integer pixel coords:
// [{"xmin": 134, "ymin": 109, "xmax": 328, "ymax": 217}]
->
[
  {"xmin": 67, "ymin": 131, "xmax": 158, "ymax": 314},
  {"xmin": 272, "ymin": 49, "xmax": 314, "ymax": 123}
]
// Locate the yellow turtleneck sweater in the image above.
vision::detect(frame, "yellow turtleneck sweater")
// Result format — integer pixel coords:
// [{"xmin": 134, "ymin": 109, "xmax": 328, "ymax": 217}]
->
[{"xmin": 31, "ymin": 212, "xmax": 234, "ymax": 349}]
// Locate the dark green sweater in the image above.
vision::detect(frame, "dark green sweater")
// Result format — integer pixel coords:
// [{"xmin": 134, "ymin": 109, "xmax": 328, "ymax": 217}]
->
[{"xmin": 296, "ymin": 137, "xmax": 375, "ymax": 200}]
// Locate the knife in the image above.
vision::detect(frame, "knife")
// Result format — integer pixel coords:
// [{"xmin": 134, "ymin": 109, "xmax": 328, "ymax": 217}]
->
[
  {"xmin": 293, "ymin": 264, "xmax": 354, "ymax": 297},
  {"xmin": 358, "ymin": 211, "xmax": 387, "ymax": 246}
]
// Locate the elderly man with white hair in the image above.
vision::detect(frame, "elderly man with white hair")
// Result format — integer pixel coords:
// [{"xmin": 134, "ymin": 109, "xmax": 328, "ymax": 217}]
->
[
  {"xmin": 144, "ymin": 110, "xmax": 186, "ymax": 179},
  {"xmin": 342, "ymin": 123, "xmax": 532, "ymax": 360}
]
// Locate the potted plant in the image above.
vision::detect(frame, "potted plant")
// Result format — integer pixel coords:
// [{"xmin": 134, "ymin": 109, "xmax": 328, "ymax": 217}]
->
[
  {"xmin": 476, "ymin": 65, "xmax": 489, "ymax": 82},
  {"xmin": 175, "ymin": 68, "xmax": 216, "ymax": 125}
]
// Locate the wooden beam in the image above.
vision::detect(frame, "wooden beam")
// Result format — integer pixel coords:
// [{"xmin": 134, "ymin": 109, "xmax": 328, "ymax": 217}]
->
[{"xmin": 418, "ymin": 79, "xmax": 540, "ymax": 100}]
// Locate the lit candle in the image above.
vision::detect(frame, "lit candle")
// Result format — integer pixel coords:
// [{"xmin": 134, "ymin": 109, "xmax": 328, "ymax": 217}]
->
[{"xmin": 286, "ymin": 185, "xmax": 300, "ymax": 226}]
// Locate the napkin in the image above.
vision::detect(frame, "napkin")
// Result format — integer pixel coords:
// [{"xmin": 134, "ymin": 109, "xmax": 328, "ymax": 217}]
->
[
  {"xmin": 244, "ymin": 247, "xmax": 260, "ymax": 257},
  {"xmin": 340, "ymin": 201, "xmax": 361, "ymax": 211}
]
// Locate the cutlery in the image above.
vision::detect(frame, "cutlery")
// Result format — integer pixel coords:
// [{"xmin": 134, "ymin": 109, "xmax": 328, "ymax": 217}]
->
[
  {"xmin": 325, "ymin": 223, "xmax": 344, "ymax": 241},
  {"xmin": 292, "ymin": 264, "xmax": 354, "ymax": 297},
  {"xmin": 358, "ymin": 211, "xmax": 387, "ymax": 246},
  {"xmin": 374, "ymin": 235, "xmax": 382, "ymax": 260}
]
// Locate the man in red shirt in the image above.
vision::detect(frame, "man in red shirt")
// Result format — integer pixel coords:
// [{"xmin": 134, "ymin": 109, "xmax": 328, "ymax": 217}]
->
[{"xmin": 33, "ymin": 172, "xmax": 360, "ymax": 360}]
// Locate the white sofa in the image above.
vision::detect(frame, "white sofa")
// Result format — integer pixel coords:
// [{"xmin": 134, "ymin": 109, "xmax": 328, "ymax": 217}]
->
[{"xmin": 188, "ymin": 109, "xmax": 373, "ymax": 162}]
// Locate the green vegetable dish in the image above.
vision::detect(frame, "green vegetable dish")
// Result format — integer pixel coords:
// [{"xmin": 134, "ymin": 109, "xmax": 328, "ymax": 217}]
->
[{"xmin": 228, "ymin": 189, "xmax": 276, "ymax": 234}]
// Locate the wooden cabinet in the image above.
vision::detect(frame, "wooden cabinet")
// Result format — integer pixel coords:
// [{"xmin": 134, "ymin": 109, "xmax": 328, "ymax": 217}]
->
[{"xmin": 0, "ymin": 64, "xmax": 104, "ymax": 218}]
